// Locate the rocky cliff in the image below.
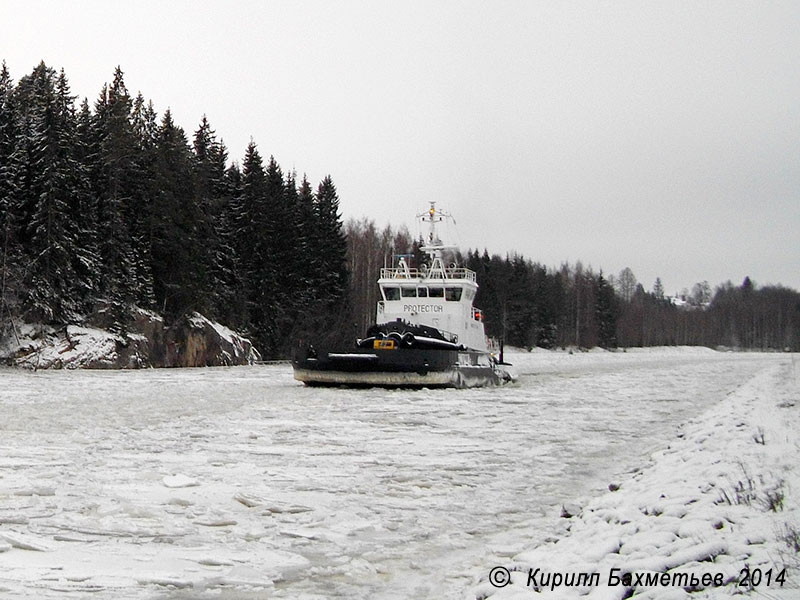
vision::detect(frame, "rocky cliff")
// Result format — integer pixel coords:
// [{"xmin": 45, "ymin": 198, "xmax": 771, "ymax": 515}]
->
[
  {"xmin": 0, "ymin": 309, "xmax": 261, "ymax": 369},
  {"xmin": 164, "ymin": 313, "xmax": 261, "ymax": 367}
]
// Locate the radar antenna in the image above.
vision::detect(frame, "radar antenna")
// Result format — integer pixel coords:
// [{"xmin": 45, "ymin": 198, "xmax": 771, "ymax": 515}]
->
[{"xmin": 417, "ymin": 201, "xmax": 456, "ymax": 260}]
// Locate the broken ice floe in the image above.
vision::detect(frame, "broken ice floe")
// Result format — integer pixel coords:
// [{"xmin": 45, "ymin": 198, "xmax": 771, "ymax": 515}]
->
[
  {"xmin": 162, "ymin": 474, "xmax": 199, "ymax": 488},
  {"xmin": 0, "ymin": 531, "xmax": 52, "ymax": 552}
]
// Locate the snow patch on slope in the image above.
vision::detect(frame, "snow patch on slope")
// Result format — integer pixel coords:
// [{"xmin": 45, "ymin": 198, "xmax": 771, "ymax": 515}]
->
[{"xmin": 0, "ymin": 322, "xmax": 126, "ymax": 369}]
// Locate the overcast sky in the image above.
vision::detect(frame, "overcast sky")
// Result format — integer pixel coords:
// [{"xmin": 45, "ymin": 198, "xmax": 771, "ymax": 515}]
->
[{"xmin": 3, "ymin": 1, "xmax": 799, "ymax": 293}]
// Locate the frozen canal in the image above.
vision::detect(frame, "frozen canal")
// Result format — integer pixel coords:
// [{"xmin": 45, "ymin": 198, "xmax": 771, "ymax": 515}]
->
[{"xmin": 0, "ymin": 349, "xmax": 784, "ymax": 599}]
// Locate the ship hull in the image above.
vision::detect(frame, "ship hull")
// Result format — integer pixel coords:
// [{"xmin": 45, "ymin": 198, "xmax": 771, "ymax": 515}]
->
[{"xmin": 292, "ymin": 346, "xmax": 510, "ymax": 389}]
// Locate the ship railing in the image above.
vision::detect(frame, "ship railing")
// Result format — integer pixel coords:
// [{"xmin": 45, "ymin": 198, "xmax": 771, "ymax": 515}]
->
[
  {"xmin": 441, "ymin": 329, "xmax": 460, "ymax": 344},
  {"xmin": 379, "ymin": 267, "xmax": 476, "ymax": 281}
]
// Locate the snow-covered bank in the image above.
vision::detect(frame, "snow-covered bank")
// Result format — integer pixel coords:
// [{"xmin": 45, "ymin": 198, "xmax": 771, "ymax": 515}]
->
[
  {"xmin": 0, "ymin": 321, "xmax": 158, "ymax": 369},
  {"xmin": 476, "ymin": 355, "xmax": 800, "ymax": 599},
  {"xmin": 0, "ymin": 311, "xmax": 260, "ymax": 369}
]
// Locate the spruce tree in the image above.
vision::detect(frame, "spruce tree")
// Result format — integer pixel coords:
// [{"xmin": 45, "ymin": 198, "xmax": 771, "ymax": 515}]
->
[
  {"xmin": 55, "ymin": 70, "xmax": 99, "ymax": 314},
  {"xmin": 72, "ymin": 97, "xmax": 102, "ymax": 312},
  {"xmin": 129, "ymin": 93, "xmax": 159, "ymax": 308},
  {"xmin": 595, "ymin": 272, "xmax": 618, "ymax": 348},
  {"xmin": 14, "ymin": 63, "xmax": 85, "ymax": 322},
  {"xmin": 653, "ymin": 277, "xmax": 665, "ymax": 300},
  {"xmin": 237, "ymin": 142, "xmax": 272, "ymax": 350},
  {"xmin": 192, "ymin": 116, "xmax": 230, "ymax": 317},
  {"xmin": 295, "ymin": 174, "xmax": 320, "ymax": 296},
  {"xmin": 506, "ymin": 255, "xmax": 537, "ymax": 348},
  {"xmin": 216, "ymin": 161, "xmax": 247, "ymax": 327},
  {"xmin": 0, "ymin": 62, "xmax": 23, "ymax": 323},
  {"xmin": 262, "ymin": 155, "xmax": 297, "ymax": 348},
  {"xmin": 91, "ymin": 67, "xmax": 141, "ymax": 331},
  {"xmin": 150, "ymin": 108, "xmax": 204, "ymax": 318},
  {"xmin": 280, "ymin": 171, "xmax": 303, "ymax": 321},
  {"xmin": 531, "ymin": 263, "xmax": 559, "ymax": 349},
  {"xmin": 314, "ymin": 175, "xmax": 348, "ymax": 306},
  {"xmin": 282, "ymin": 169, "xmax": 301, "ymax": 282}
]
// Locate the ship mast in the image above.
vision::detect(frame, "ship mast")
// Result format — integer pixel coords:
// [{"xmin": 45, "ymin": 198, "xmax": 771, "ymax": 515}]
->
[
  {"xmin": 417, "ymin": 201, "xmax": 455, "ymax": 261},
  {"xmin": 416, "ymin": 201, "xmax": 458, "ymax": 280}
]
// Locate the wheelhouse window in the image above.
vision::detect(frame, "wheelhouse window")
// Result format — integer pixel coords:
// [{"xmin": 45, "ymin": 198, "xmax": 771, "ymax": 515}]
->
[
  {"xmin": 445, "ymin": 286, "xmax": 463, "ymax": 301},
  {"xmin": 383, "ymin": 286, "xmax": 400, "ymax": 301},
  {"xmin": 401, "ymin": 287, "xmax": 417, "ymax": 298},
  {"xmin": 428, "ymin": 287, "xmax": 444, "ymax": 298},
  {"xmin": 417, "ymin": 287, "xmax": 428, "ymax": 297}
]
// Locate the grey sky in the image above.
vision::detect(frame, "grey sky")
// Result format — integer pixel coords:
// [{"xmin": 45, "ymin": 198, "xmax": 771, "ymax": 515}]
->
[{"xmin": 4, "ymin": 0, "xmax": 799, "ymax": 293}]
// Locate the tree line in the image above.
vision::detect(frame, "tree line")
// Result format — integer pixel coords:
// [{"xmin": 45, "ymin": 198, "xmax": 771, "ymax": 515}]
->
[
  {"xmin": 3, "ymin": 61, "xmax": 797, "ymax": 359},
  {"xmin": 0, "ymin": 61, "xmax": 347, "ymax": 357},
  {"xmin": 339, "ymin": 223, "xmax": 800, "ymax": 352}
]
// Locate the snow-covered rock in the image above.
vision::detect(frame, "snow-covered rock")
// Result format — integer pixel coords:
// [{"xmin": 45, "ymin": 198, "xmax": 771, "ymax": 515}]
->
[
  {"xmin": 1, "ymin": 322, "xmax": 135, "ymax": 369},
  {"xmin": 0, "ymin": 308, "xmax": 259, "ymax": 369},
  {"xmin": 164, "ymin": 311, "xmax": 261, "ymax": 367}
]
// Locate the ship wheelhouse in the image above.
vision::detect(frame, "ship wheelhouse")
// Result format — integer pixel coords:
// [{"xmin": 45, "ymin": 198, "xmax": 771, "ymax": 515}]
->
[{"xmin": 377, "ymin": 255, "xmax": 487, "ymax": 352}]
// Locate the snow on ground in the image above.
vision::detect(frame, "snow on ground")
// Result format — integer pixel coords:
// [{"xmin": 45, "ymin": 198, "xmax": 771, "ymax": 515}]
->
[
  {"xmin": 0, "ymin": 322, "xmax": 126, "ymax": 370},
  {"xmin": 0, "ymin": 348, "xmax": 796, "ymax": 599},
  {"xmin": 476, "ymin": 352, "xmax": 800, "ymax": 599}
]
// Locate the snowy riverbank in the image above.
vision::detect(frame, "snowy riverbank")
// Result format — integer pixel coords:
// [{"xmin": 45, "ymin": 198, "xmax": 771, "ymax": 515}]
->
[
  {"xmin": 475, "ymin": 354, "xmax": 799, "ymax": 599},
  {"xmin": 0, "ymin": 311, "xmax": 260, "ymax": 369}
]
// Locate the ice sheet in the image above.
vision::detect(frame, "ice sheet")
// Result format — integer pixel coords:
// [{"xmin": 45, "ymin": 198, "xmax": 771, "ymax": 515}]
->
[{"xmin": 0, "ymin": 349, "xmax": 791, "ymax": 598}]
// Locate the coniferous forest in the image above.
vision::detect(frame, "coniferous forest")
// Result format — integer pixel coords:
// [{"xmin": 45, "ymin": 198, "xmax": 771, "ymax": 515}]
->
[
  {"xmin": 0, "ymin": 62, "xmax": 347, "ymax": 357},
  {"xmin": 2, "ymin": 62, "xmax": 799, "ymax": 360}
]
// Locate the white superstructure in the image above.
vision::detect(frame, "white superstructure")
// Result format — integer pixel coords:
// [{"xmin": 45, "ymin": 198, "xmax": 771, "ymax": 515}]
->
[{"xmin": 376, "ymin": 203, "xmax": 488, "ymax": 352}]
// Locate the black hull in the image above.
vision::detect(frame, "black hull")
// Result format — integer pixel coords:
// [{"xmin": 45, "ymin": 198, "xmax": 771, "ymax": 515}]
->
[{"xmin": 292, "ymin": 346, "xmax": 510, "ymax": 389}]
